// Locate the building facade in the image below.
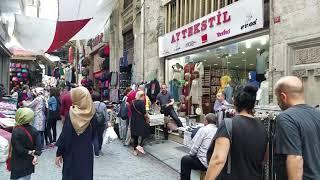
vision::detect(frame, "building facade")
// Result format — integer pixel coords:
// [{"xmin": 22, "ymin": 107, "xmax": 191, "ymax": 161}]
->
[
  {"xmin": 269, "ymin": 0, "xmax": 320, "ymax": 106},
  {"xmin": 104, "ymin": 0, "xmax": 166, "ymax": 85},
  {"xmin": 97, "ymin": 0, "xmax": 320, "ymax": 106}
]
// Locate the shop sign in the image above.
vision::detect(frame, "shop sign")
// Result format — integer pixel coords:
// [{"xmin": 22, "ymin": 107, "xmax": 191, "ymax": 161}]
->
[
  {"xmin": 274, "ymin": 16, "xmax": 281, "ymax": 24},
  {"xmin": 158, "ymin": 0, "xmax": 264, "ymax": 58},
  {"xmin": 92, "ymin": 33, "xmax": 104, "ymax": 48}
]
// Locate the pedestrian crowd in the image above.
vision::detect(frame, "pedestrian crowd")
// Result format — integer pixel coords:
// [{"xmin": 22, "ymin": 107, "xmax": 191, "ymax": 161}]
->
[{"xmin": 2, "ymin": 75, "xmax": 320, "ymax": 180}]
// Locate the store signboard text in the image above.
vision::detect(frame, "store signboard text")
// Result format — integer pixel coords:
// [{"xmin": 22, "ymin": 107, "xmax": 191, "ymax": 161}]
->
[{"xmin": 158, "ymin": 0, "xmax": 264, "ymax": 58}]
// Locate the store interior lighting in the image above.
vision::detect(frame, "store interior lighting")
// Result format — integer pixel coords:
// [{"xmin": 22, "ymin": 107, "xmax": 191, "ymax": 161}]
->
[
  {"xmin": 170, "ymin": 35, "xmax": 269, "ymax": 70},
  {"xmin": 246, "ymin": 41, "xmax": 252, "ymax": 49},
  {"xmin": 260, "ymin": 36, "xmax": 267, "ymax": 45}
]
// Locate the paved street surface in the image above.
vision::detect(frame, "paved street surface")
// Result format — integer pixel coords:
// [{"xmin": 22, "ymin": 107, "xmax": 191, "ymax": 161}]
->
[
  {"xmin": 145, "ymin": 141, "xmax": 200, "ymax": 179},
  {"xmin": 0, "ymin": 140, "xmax": 179, "ymax": 180},
  {"xmin": 0, "ymin": 121, "xmax": 180, "ymax": 180}
]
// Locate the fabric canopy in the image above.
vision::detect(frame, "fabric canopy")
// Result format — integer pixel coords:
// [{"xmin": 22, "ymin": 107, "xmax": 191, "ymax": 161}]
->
[{"xmin": 12, "ymin": 0, "xmax": 116, "ymax": 53}]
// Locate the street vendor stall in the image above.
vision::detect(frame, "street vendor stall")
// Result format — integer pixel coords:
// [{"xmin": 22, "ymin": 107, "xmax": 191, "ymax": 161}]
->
[{"xmin": 0, "ymin": 96, "xmax": 16, "ymax": 163}]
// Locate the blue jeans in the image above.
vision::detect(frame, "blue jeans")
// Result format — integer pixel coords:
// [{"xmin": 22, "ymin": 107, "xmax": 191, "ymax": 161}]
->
[
  {"xmin": 93, "ymin": 126, "xmax": 105, "ymax": 156},
  {"xmin": 11, "ymin": 174, "xmax": 31, "ymax": 180}
]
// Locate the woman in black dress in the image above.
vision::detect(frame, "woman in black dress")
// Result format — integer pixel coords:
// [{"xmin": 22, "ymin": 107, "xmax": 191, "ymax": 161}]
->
[
  {"xmin": 131, "ymin": 90, "xmax": 150, "ymax": 156},
  {"xmin": 55, "ymin": 87, "xmax": 96, "ymax": 180}
]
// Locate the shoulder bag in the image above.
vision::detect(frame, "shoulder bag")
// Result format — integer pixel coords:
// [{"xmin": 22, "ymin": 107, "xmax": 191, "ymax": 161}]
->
[
  {"xmin": 6, "ymin": 126, "xmax": 34, "ymax": 171},
  {"xmin": 132, "ymin": 101, "xmax": 150, "ymax": 124}
]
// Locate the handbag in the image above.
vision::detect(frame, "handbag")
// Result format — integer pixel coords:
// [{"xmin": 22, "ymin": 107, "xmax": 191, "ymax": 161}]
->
[
  {"xmin": 132, "ymin": 101, "xmax": 150, "ymax": 124},
  {"xmin": 6, "ymin": 126, "xmax": 34, "ymax": 171}
]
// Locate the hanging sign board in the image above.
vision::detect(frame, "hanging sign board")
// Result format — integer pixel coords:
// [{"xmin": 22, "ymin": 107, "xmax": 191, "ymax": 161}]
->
[{"xmin": 158, "ymin": 0, "xmax": 264, "ymax": 58}]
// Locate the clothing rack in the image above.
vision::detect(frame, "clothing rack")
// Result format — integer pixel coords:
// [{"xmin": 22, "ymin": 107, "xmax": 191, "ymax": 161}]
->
[
  {"xmin": 221, "ymin": 104, "xmax": 281, "ymax": 180},
  {"xmin": 254, "ymin": 107, "xmax": 280, "ymax": 180}
]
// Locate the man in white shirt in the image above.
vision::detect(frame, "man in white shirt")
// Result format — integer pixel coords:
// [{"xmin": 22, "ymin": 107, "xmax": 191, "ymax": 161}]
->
[{"xmin": 180, "ymin": 113, "xmax": 218, "ymax": 180}]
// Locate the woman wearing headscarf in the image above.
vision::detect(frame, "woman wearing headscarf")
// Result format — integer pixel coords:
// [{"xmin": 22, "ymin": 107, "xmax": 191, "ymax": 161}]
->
[
  {"xmin": 23, "ymin": 87, "xmax": 47, "ymax": 150},
  {"xmin": 130, "ymin": 91, "xmax": 150, "ymax": 156},
  {"xmin": 10, "ymin": 108, "xmax": 42, "ymax": 180},
  {"xmin": 55, "ymin": 87, "xmax": 96, "ymax": 180}
]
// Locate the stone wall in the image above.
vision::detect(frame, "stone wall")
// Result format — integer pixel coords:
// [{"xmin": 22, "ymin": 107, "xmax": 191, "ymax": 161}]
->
[
  {"xmin": 106, "ymin": 0, "xmax": 166, "ymax": 84},
  {"xmin": 270, "ymin": 0, "xmax": 320, "ymax": 105}
]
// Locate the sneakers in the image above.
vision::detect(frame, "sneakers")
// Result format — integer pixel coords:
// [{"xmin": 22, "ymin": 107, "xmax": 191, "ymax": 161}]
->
[
  {"xmin": 99, "ymin": 151, "xmax": 104, "ymax": 156},
  {"xmin": 47, "ymin": 143, "xmax": 55, "ymax": 148},
  {"xmin": 133, "ymin": 150, "xmax": 138, "ymax": 156},
  {"xmin": 95, "ymin": 155, "xmax": 100, "ymax": 158},
  {"xmin": 136, "ymin": 146, "xmax": 145, "ymax": 154}
]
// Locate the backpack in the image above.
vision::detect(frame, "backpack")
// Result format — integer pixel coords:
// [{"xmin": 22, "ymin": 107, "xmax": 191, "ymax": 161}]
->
[
  {"xmin": 95, "ymin": 102, "xmax": 106, "ymax": 125},
  {"xmin": 117, "ymin": 97, "xmax": 128, "ymax": 120},
  {"xmin": 207, "ymin": 118, "xmax": 233, "ymax": 175}
]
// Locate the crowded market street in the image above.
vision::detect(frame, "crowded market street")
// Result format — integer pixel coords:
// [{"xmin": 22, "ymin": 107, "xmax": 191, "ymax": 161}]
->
[
  {"xmin": 0, "ymin": 123, "xmax": 179, "ymax": 180},
  {"xmin": 1, "ymin": 0, "xmax": 320, "ymax": 180}
]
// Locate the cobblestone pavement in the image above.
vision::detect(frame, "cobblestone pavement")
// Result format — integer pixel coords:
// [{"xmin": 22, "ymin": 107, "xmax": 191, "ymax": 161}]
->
[{"xmin": 0, "ymin": 140, "xmax": 179, "ymax": 180}]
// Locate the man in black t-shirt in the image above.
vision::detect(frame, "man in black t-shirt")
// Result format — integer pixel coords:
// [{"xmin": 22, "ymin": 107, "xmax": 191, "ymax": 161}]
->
[
  {"xmin": 156, "ymin": 84, "xmax": 183, "ymax": 139},
  {"xmin": 274, "ymin": 76, "xmax": 320, "ymax": 179}
]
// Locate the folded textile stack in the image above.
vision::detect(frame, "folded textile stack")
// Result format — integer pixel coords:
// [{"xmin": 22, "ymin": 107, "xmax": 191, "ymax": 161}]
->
[{"xmin": 0, "ymin": 118, "xmax": 16, "ymax": 128}]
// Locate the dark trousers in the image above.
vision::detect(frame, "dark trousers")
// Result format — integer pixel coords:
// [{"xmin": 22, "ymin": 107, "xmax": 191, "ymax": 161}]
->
[
  {"xmin": 132, "ymin": 135, "xmax": 144, "ymax": 150},
  {"xmin": 93, "ymin": 125, "xmax": 105, "ymax": 156},
  {"xmin": 46, "ymin": 115, "xmax": 57, "ymax": 143},
  {"xmin": 181, "ymin": 155, "xmax": 207, "ymax": 180},
  {"xmin": 162, "ymin": 106, "xmax": 183, "ymax": 139},
  {"xmin": 38, "ymin": 131, "xmax": 45, "ymax": 150}
]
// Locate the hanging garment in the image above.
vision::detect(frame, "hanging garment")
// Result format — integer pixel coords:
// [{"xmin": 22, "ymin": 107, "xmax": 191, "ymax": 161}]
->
[
  {"xmin": 191, "ymin": 78, "xmax": 202, "ymax": 105},
  {"xmin": 195, "ymin": 62, "xmax": 204, "ymax": 77},
  {"xmin": 172, "ymin": 65, "xmax": 184, "ymax": 80},
  {"xmin": 110, "ymin": 72, "xmax": 118, "ymax": 87},
  {"xmin": 60, "ymin": 67, "xmax": 65, "ymax": 76},
  {"xmin": 169, "ymin": 80, "xmax": 180, "ymax": 102},
  {"xmin": 65, "ymin": 67, "xmax": 72, "ymax": 82},
  {"xmin": 257, "ymin": 81, "xmax": 269, "ymax": 106},
  {"xmin": 54, "ymin": 67, "xmax": 60, "ymax": 79},
  {"xmin": 71, "ymin": 68, "xmax": 76, "ymax": 83},
  {"xmin": 256, "ymin": 50, "xmax": 269, "ymax": 75},
  {"xmin": 224, "ymin": 85, "xmax": 233, "ymax": 104},
  {"xmin": 147, "ymin": 79, "xmax": 160, "ymax": 103},
  {"xmin": 109, "ymin": 89, "xmax": 119, "ymax": 103},
  {"xmin": 184, "ymin": 63, "xmax": 195, "ymax": 74}
]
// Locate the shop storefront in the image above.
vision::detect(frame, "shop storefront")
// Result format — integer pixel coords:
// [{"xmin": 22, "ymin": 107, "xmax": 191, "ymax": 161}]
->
[
  {"xmin": 159, "ymin": 0, "xmax": 269, "ymax": 115},
  {"xmin": 9, "ymin": 55, "xmax": 54, "ymax": 91},
  {"xmin": 81, "ymin": 33, "xmax": 120, "ymax": 102},
  {"xmin": 0, "ymin": 41, "xmax": 11, "ymax": 94}
]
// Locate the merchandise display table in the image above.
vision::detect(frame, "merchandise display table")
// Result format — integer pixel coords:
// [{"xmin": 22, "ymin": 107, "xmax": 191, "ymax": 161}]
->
[{"xmin": 149, "ymin": 114, "xmax": 165, "ymax": 142}]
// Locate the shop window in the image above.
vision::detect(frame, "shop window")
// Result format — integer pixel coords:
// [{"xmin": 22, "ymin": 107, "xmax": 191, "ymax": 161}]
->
[
  {"xmin": 123, "ymin": 30, "xmax": 134, "ymax": 53},
  {"xmin": 124, "ymin": 0, "xmax": 133, "ymax": 10},
  {"xmin": 165, "ymin": 35, "xmax": 270, "ymax": 114}
]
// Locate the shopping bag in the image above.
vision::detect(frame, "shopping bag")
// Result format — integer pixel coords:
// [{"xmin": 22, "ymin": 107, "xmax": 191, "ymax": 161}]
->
[
  {"xmin": 119, "ymin": 118, "xmax": 127, "ymax": 140},
  {"xmin": 124, "ymin": 127, "xmax": 131, "ymax": 146},
  {"xmin": 103, "ymin": 127, "xmax": 118, "ymax": 144},
  {"xmin": 0, "ymin": 136, "xmax": 9, "ymax": 163}
]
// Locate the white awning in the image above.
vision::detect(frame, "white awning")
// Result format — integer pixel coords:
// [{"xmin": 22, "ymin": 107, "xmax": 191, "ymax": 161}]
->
[{"xmin": 12, "ymin": 0, "xmax": 116, "ymax": 53}]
